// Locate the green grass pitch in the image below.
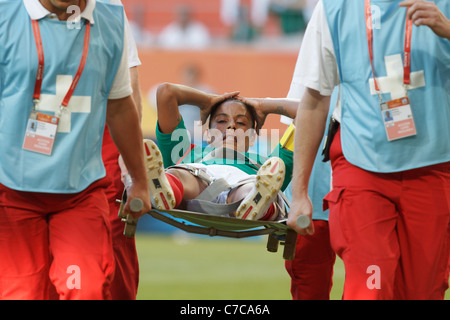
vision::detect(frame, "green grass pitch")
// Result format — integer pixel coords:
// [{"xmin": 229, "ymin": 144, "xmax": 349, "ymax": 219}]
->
[
  {"xmin": 135, "ymin": 232, "xmax": 339, "ymax": 300},
  {"xmin": 134, "ymin": 233, "xmax": 449, "ymax": 300}
]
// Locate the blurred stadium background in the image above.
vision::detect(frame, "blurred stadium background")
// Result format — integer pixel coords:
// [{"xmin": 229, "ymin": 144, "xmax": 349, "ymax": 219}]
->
[
  {"xmin": 121, "ymin": 0, "xmax": 449, "ymax": 300},
  {"xmin": 122, "ymin": 0, "xmax": 310, "ymax": 140}
]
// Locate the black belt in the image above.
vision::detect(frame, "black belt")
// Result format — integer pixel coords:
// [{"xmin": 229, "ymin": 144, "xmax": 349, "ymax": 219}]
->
[{"xmin": 322, "ymin": 116, "xmax": 340, "ymax": 162}]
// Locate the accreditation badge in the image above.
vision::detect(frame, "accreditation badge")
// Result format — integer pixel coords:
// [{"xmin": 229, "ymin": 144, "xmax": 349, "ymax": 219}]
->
[
  {"xmin": 23, "ymin": 110, "xmax": 59, "ymax": 155},
  {"xmin": 380, "ymin": 97, "xmax": 417, "ymax": 141}
]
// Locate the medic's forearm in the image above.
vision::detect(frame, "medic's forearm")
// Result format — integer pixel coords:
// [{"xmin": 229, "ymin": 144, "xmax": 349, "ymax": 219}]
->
[
  {"xmin": 291, "ymin": 88, "xmax": 330, "ymax": 198},
  {"xmin": 106, "ymin": 95, "xmax": 147, "ymax": 187},
  {"xmin": 130, "ymin": 66, "xmax": 143, "ymax": 121}
]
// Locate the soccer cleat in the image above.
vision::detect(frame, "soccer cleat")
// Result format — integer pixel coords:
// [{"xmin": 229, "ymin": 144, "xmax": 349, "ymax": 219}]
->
[
  {"xmin": 143, "ymin": 139, "xmax": 176, "ymax": 210},
  {"xmin": 234, "ymin": 157, "xmax": 285, "ymax": 221}
]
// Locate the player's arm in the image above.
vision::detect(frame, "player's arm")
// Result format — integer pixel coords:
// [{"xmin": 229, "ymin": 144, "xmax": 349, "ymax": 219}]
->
[
  {"xmin": 156, "ymin": 82, "xmax": 238, "ymax": 134},
  {"xmin": 237, "ymin": 97, "xmax": 299, "ymax": 131},
  {"xmin": 261, "ymin": 98, "xmax": 299, "ymax": 119},
  {"xmin": 288, "ymin": 88, "xmax": 330, "ymax": 235},
  {"xmin": 400, "ymin": 0, "xmax": 450, "ymax": 40}
]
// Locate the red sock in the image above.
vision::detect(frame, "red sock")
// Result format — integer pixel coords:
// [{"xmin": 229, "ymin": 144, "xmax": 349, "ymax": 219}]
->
[
  {"xmin": 165, "ymin": 173, "xmax": 184, "ymax": 207},
  {"xmin": 260, "ymin": 203, "xmax": 276, "ymax": 221}
]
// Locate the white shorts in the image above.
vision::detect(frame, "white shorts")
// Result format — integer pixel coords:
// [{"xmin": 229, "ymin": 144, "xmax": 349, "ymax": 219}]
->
[
  {"xmin": 188, "ymin": 163, "xmax": 255, "ymax": 186},
  {"xmin": 186, "ymin": 164, "xmax": 285, "ymax": 213},
  {"xmin": 173, "ymin": 163, "xmax": 286, "ymax": 220},
  {"xmin": 186, "ymin": 163, "xmax": 255, "ymax": 204}
]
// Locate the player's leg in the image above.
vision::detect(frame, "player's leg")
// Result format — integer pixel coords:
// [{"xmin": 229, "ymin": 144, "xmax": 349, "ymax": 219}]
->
[
  {"xmin": 234, "ymin": 157, "xmax": 285, "ymax": 221},
  {"xmin": 165, "ymin": 167, "xmax": 207, "ymax": 204},
  {"xmin": 144, "ymin": 139, "xmax": 205, "ymax": 210}
]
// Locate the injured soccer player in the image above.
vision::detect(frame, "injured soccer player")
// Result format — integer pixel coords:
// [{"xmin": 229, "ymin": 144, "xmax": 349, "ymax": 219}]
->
[{"xmin": 123, "ymin": 83, "xmax": 299, "ymax": 221}]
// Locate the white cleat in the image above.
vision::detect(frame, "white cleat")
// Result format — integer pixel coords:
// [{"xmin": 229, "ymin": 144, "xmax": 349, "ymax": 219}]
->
[
  {"xmin": 234, "ymin": 157, "xmax": 285, "ymax": 221},
  {"xmin": 143, "ymin": 139, "xmax": 176, "ymax": 210}
]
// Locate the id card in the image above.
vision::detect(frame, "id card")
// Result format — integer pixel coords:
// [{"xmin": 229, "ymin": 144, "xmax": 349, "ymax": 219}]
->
[
  {"xmin": 23, "ymin": 111, "xmax": 59, "ymax": 155},
  {"xmin": 380, "ymin": 97, "xmax": 417, "ymax": 141}
]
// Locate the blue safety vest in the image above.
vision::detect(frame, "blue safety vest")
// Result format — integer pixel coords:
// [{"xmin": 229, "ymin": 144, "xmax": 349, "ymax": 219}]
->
[
  {"xmin": 0, "ymin": 0, "xmax": 124, "ymax": 193},
  {"xmin": 323, "ymin": 0, "xmax": 450, "ymax": 173}
]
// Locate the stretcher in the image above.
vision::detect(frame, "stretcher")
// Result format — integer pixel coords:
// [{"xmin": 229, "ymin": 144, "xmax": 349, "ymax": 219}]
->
[
  {"xmin": 147, "ymin": 208, "xmax": 299, "ymax": 260},
  {"xmin": 118, "ymin": 137, "xmax": 309, "ymax": 260},
  {"xmin": 118, "ymin": 190, "xmax": 304, "ymax": 260}
]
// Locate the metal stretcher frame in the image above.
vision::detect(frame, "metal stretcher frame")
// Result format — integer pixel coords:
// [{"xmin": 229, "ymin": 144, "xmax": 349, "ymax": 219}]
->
[{"xmin": 148, "ymin": 208, "xmax": 298, "ymax": 260}]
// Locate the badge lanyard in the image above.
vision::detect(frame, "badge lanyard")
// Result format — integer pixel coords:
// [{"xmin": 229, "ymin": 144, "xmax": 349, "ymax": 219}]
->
[
  {"xmin": 365, "ymin": 0, "xmax": 413, "ymax": 102},
  {"xmin": 31, "ymin": 18, "xmax": 91, "ymax": 117},
  {"xmin": 365, "ymin": 0, "xmax": 417, "ymax": 142}
]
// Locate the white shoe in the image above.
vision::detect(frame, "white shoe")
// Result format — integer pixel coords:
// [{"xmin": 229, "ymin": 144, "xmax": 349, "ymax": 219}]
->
[
  {"xmin": 143, "ymin": 139, "xmax": 176, "ymax": 210},
  {"xmin": 234, "ymin": 157, "xmax": 285, "ymax": 221}
]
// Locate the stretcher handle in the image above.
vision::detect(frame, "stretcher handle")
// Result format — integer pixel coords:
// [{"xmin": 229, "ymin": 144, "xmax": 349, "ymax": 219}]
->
[
  {"xmin": 296, "ymin": 214, "xmax": 310, "ymax": 229},
  {"xmin": 123, "ymin": 198, "xmax": 143, "ymax": 238},
  {"xmin": 130, "ymin": 198, "xmax": 144, "ymax": 212}
]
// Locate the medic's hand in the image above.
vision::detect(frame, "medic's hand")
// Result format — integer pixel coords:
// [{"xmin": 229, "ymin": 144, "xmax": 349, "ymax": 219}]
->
[
  {"xmin": 287, "ymin": 194, "xmax": 315, "ymax": 236},
  {"xmin": 400, "ymin": 0, "xmax": 450, "ymax": 40},
  {"xmin": 123, "ymin": 178, "xmax": 151, "ymax": 220}
]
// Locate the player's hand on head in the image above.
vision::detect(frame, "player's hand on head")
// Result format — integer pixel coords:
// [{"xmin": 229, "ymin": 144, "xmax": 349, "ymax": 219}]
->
[{"xmin": 200, "ymin": 91, "xmax": 240, "ymax": 125}]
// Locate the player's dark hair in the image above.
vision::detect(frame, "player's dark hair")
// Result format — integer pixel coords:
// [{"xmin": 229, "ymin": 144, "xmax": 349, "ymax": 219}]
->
[{"xmin": 208, "ymin": 98, "xmax": 257, "ymax": 129}]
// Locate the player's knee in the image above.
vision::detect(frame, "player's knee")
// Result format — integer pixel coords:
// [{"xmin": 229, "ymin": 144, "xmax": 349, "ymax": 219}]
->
[{"xmin": 226, "ymin": 183, "xmax": 253, "ymax": 203}]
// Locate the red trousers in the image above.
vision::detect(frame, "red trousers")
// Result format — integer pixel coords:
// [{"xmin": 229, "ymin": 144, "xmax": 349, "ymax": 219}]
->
[
  {"xmin": 102, "ymin": 127, "xmax": 139, "ymax": 300},
  {"xmin": 324, "ymin": 128, "xmax": 450, "ymax": 299},
  {"xmin": 0, "ymin": 178, "xmax": 114, "ymax": 300},
  {"xmin": 285, "ymin": 220, "xmax": 336, "ymax": 300}
]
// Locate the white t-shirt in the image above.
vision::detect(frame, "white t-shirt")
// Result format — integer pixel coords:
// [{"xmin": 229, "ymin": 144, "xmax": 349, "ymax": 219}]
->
[
  {"xmin": 109, "ymin": 0, "xmax": 141, "ymax": 68},
  {"xmin": 287, "ymin": 0, "xmax": 341, "ymax": 121}
]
